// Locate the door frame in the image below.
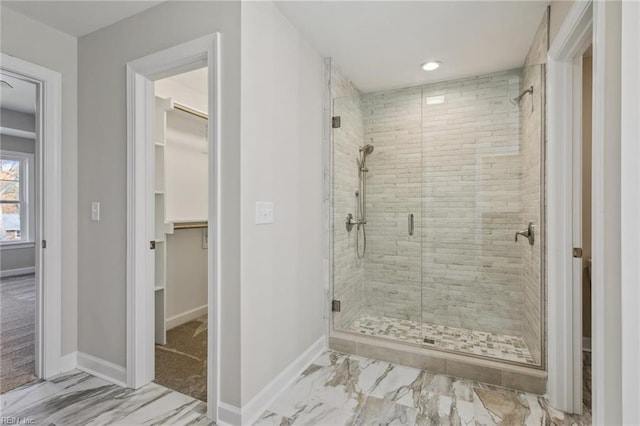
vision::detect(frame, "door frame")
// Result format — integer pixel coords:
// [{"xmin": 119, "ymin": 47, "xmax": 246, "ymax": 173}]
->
[
  {"xmin": 126, "ymin": 34, "xmax": 221, "ymax": 420},
  {"xmin": 0, "ymin": 53, "xmax": 63, "ymax": 379},
  {"xmin": 548, "ymin": 0, "xmax": 626, "ymax": 422},
  {"xmin": 546, "ymin": 0, "xmax": 592, "ymax": 415}
]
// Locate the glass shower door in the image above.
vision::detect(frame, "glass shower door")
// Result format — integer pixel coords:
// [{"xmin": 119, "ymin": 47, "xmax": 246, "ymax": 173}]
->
[
  {"xmin": 332, "ymin": 89, "xmax": 424, "ymax": 346},
  {"xmin": 419, "ymin": 68, "xmax": 544, "ymax": 366}
]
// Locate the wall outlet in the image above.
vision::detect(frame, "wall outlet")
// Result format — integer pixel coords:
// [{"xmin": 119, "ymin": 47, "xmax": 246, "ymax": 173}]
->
[{"xmin": 255, "ymin": 201, "xmax": 274, "ymax": 225}]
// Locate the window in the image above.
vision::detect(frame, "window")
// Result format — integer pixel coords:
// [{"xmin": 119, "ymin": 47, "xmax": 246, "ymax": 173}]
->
[{"xmin": 0, "ymin": 151, "xmax": 33, "ymax": 243}]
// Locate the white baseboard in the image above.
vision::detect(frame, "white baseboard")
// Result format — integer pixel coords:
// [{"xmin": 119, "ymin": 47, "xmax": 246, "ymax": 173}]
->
[
  {"xmin": 59, "ymin": 351, "xmax": 77, "ymax": 373},
  {"xmin": 76, "ymin": 351, "xmax": 127, "ymax": 387},
  {"xmin": 0, "ymin": 266, "xmax": 35, "ymax": 278},
  {"xmin": 166, "ymin": 304, "xmax": 208, "ymax": 330},
  {"xmin": 217, "ymin": 402, "xmax": 242, "ymax": 426},
  {"xmin": 239, "ymin": 336, "xmax": 326, "ymax": 425},
  {"xmin": 583, "ymin": 337, "xmax": 592, "ymax": 352}
]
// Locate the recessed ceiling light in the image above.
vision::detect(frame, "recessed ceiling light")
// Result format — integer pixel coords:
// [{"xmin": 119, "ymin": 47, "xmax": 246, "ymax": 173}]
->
[{"xmin": 420, "ymin": 61, "xmax": 441, "ymax": 71}]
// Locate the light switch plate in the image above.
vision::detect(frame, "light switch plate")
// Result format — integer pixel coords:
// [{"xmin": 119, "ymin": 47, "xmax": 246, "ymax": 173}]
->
[
  {"xmin": 255, "ymin": 201, "xmax": 274, "ymax": 225},
  {"xmin": 91, "ymin": 202, "xmax": 100, "ymax": 221}
]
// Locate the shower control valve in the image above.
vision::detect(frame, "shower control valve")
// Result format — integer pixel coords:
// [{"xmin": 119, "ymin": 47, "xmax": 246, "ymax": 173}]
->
[{"xmin": 345, "ymin": 213, "xmax": 366, "ymax": 232}]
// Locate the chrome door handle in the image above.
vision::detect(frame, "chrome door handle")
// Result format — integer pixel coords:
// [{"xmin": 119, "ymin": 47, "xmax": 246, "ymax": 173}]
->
[{"xmin": 408, "ymin": 213, "xmax": 414, "ymax": 236}]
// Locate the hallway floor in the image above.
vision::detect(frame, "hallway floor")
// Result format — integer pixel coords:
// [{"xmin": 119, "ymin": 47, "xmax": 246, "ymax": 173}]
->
[
  {"xmin": 0, "ymin": 274, "xmax": 37, "ymax": 393},
  {"xmin": 0, "ymin": 370, "xmax": 212, "ymax": 425},
  {"xmin": 0, "ymin": 350, "xmax": 591, "ymax": 425}
]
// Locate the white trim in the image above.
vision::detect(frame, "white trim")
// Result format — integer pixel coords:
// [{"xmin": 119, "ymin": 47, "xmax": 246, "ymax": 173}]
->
[
  {"xmin": 620, "ymin": 1, "xmax": 640, "ymax": 423},
  {"xmin": 126, "ymin": 34, "xmax": 221, "ymax": 422},
  {"xmin": 217, "ymin": 336, "xmax": 326, "ymax": 426},
  {"xmin": 1, "ymin": 53, "xmax": 63, "ymax": 381},
  {"xmin": 0, "ymin": 127, "xmax": 36, "ymax": 140},
  {"xmin": 546, "ymin": 0, "xmax": 592, "ymax": 414},
  {"xmin": 165, "ymin": 304, "xmax": 208, "ymax": 330},
  {"xmin": 59, "ymin": 351, "xmax": 77, "ymax": 373},
  {"xmin": 0, "ymin": 266, "xmax": 35, "ymax": 278},
  {"xmin": 76, "ymin": 352, "xmax": 127, "ymax": 387}
]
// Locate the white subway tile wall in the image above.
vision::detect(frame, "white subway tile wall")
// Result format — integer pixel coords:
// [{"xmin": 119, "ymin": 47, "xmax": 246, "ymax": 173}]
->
[{"xmin": 361, "ymin": 70, "xmax": 526, "ymax": 338}]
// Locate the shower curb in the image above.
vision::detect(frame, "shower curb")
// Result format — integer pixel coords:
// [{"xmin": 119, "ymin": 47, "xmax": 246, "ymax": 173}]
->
[{"xmin": 329, "ymin": 333, "xmax": 547, "ymax": 394}]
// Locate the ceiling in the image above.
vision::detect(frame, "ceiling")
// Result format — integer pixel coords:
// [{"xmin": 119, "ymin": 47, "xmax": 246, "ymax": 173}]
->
[
  {"xmin": 3, "ymin": 1, "xmax": 164, "ymax": 37},
  {"xmin": 0, "ymin": 74, "xmax": 37, "ymax": 114},
  {"xmin": 3, "ymin": 1, "xmax": 548, "ymax": 93},
  {"xmin": 276, "ymin": 1, "xmax": 549, "ymax": 93},
  {"xmin": 165, "ymin": 67, "xmax": 208, "ymax": 95}
]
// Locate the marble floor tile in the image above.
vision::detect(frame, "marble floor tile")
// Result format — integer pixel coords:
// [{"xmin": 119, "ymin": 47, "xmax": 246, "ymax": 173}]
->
[
  {"xmin": 2, "ymin": 350, "xmax": 591, "ymax": 426},
  {"xmin": 257, "ymin": 350, "xmax": 591, "ymax": 426},
  {"xmin": 0, "ymin": 370, "xmax": 213, "ymax": 426},
  {"xmin": 353, "ymin": 396, "xmax": 418, "ymax": 425}
]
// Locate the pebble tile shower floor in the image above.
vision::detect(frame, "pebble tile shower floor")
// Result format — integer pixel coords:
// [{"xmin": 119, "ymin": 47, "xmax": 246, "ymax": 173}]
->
[{"xmin": 348, "ymin": 315, "xmax": 537, "ymax": 365}]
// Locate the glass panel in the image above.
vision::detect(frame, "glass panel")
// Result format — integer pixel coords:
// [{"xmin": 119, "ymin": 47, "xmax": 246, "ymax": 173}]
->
[
  {"xmin": 0, "ymin": 159, "xmax": 20, "ymax": 201},
  {"xmin": 332, "ymin": 94, "xmax": 367, "ymax": 332},
  {"xmin": 332, "ymin": 89, "xmax": 424, "ymax": 345},
  {"xmin": 0, "ymin": 202, "xmax": 22, "ymax": 241},
  {"xmin": 421, "ymin": 68, "xmax": 544, "ymax": 366}
]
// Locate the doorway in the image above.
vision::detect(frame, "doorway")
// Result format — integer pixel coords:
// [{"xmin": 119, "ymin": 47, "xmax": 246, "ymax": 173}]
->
[
  {"xmin": 126, "ymin": 34, "xmax": 220, "ymax": 421},
  {"xmin": 0, "ymin": 72, "xmax": 38, "ymax": 392},
  {"xmin": 0, "ymin": 54, "xmax": 63, "ymax": 388},
  {"xmin": 152, "ymin": 67, "xmax": 209, "ymax": 402}
]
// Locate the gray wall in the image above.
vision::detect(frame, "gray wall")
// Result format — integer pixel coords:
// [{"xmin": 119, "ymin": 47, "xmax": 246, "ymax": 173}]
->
[
  {"xmin": 1, "ymin": 108, "xmax": 36, "ymax": 133},
  {"xmin": 77, "ymin": 1, "xmax": 241, "ymax": 406},
  {"xmin": 166, "ymin": 229, "xmax": 207, "ymax": 322},
  {"xmin": 1, "ymin": 134, "xmax": 35, "ymax": 154},
  {"xmin": 240, "ymin": 1, "xmax": 324, "ymax": 405},
  {"xmin": 1, "ymin": 247, "xmax": 35, "ymax": 272},
  {"xmin": 0, "ymin": 7, "xmax": 78, "ymax": 356}
]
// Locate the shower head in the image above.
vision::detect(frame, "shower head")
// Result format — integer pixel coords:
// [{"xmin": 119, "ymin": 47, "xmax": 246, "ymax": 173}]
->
[
  {"xmin": 360, "ymin": 144, "xmax": 374, "ymax": 156},
  {"xmin": 510, "ymin": 85, "xmax": 534, "ymax": 105}
]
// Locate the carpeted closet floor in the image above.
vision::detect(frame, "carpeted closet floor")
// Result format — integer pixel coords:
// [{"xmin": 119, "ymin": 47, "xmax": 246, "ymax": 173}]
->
[
  {"xmin": 154, "ymin": 316, "xmax": 207, "ymax": 402},
  {"xmin": 0, "ymin": 274, "xmax": 37, "ymax": 393}
]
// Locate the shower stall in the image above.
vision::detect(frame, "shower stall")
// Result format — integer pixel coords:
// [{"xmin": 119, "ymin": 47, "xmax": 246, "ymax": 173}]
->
[{"xmin": 330, "ymin": 63, "xmax": 546, "ymax": 370}]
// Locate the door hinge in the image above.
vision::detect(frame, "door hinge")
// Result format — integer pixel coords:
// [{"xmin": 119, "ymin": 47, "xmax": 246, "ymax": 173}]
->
[
  {"xmin": 150, "ymin": 240, "xmax": 156, "ymax": 250},
  {"xmin": 331, "ymin": 299, "xmax": 341, "ymax": 312},
  {"xmin": 41, "ymin": 240, "xmax": 47, "ymax": 249},
  {"xmin": 332, "ymin": 116, "xmax": 341, "ymax": 129},
  {"xmin": 573, "ymin": 247, "xmax": 583, "ymax": 258}
]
